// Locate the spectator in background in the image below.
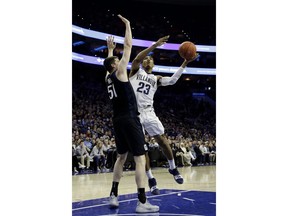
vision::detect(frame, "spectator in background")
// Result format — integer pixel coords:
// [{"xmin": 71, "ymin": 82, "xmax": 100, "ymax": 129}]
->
[
  {"xmin": 209, "ymin": 141, "xmax": 216, "ymax": 164},
  {"xmin": 178, "ymin": 141, "xmax": 192, "ymax": 166},
  {"xmin": 84, "ymin": 136, "xmax": 93, "ymax": 150},
  {"xmin": 194, "ymin": 141, "xmax": 204, "ymax": 166},
  {"xmin": 76, "ymin": 140, "xmax": 91, "ymax": 170},
  {"xmin": 203, "ymin": 141, "xmax": 211, "ymax": 165},
  {"xmin": 174, "ymin": 142, "xmax": 184, "ymax": 167},
  {"xmin": 72, "ymin": 139, "xmax": 79, "ymax": 174},
  {"xmin": 90, "ymin": 140, "xmax": 106, "ymax": 173}
]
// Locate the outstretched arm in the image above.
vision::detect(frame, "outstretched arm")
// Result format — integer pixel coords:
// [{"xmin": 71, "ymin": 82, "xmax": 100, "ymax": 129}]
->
[
  {"xmin": 129, "ymin": 35, "xmax": 169, "ymax": 77},
  {"xmin": 159, "ymin": 53, "xmax": 200, "ymax": 86},
  {"xmin": 116, "ymin": 14, "xmax": 132, "ymax": 82}
]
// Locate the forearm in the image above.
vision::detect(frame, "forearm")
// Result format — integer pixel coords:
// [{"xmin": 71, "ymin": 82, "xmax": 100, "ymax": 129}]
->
[
  {"xmin": 160, "ymin": 67, "xmax": 184, "ymax": 86},
  {"xmin": 124, "ymin": 23, "xmax": 132, "ymax": 49},
  {"xmin": 120, "ymin": 23, "xmax": 132, "ymax": 66},
  {"xmin": 108, "ymin": 49, "xmax": 113, "ymax": 57},
  {"xmin": 116, "ymin": 22, "xmax": 132, "ymax": 77},
  {"xmin": 130, "ymin": 44, "xmax": 156, "ymax": 77},
  {"xmin": 134, "ymin": 44, "xmax": 157, "ymax": 62}
]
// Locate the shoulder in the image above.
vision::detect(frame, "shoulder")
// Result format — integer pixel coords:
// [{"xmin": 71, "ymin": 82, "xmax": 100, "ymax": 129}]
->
[{"xmin": 130, "ymin": 68, "xmax": 141, "ymax": 79}]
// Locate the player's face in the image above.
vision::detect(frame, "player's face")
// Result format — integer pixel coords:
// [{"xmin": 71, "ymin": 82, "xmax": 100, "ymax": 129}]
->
[
  {"xmin": 142, "ymin": 56, "xmax": 154, "ymax": 72},
  {"xmin": 112, "ymin": 58, "xmax": 120, "ymax": 71}
]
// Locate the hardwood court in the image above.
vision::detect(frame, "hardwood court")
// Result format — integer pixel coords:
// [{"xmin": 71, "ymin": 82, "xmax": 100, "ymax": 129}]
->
[{"xmin": 72, "ymin": 165, "xmax": 216, "ymax": 202}]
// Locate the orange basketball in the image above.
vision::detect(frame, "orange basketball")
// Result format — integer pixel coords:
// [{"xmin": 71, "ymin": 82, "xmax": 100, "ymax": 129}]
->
[{"xmin": 178, "ymin": 41, "xmax": 197, "ymax": 60}]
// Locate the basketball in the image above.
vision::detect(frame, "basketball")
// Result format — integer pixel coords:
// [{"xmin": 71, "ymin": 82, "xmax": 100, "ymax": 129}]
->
[{"xmin": 178, "ymin": 41, "xmax": 197, "ymax": 60}]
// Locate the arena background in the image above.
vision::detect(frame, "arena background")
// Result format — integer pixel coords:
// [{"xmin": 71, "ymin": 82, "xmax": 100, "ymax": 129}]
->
[{"xmin": 72, "ymin": 0, "xmax": 216, "ymax": 215}]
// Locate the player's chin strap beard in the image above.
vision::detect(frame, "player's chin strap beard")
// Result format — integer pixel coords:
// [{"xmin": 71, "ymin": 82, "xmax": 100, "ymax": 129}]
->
[{"xmin": 144, "ymin": 66, "xmax": 153, "ymax": 73}]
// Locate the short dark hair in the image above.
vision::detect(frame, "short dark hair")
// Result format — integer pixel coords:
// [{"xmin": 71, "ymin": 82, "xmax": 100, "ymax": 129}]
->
[{"xmin": 103, "ymin": 56, "xmax": 118, "ymax": 72}]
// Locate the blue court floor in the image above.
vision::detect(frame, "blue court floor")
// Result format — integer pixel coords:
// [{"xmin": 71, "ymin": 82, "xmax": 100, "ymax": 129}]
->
[{"xmin": 72, "ymin": 189, "xmax": 216, "ymax": 216}]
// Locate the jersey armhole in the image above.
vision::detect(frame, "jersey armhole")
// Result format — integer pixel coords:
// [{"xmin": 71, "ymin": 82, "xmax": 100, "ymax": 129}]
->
[
  {"xmin": 105, "ymin": 72, "xmax": 109, "ymax": 83},
  {"xmin": 129, "ymin": 70, "xmax": 138, "ymax": 80},
  {"xmin": 156, "ymin": 75, "xmax": 162, "ymax": 87}
]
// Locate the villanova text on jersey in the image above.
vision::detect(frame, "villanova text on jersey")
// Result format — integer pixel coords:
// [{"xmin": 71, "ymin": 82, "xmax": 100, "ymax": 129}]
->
[{"xmin": 136, "ymin": 74, "xmax": 156, "ymax": 87}]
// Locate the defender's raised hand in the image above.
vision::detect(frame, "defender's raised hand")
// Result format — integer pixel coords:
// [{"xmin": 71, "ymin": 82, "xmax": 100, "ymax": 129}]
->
[
  {"xmin": 117, "ymin": 14, "xmax": 130, "ymax": 25},
  {"xmin": 107, "ymin": 36, "xmax": 116, "ymax": 50}
]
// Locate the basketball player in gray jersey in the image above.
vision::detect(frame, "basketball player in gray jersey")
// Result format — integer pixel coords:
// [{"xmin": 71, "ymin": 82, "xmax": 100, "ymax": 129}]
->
[
  {"xmin": 129, "ymin": 36, "xmax": 199, "ymax": 193},
  {"xmin": 103, "ymin": 15, "xmax": 159, "ymax": 213}
]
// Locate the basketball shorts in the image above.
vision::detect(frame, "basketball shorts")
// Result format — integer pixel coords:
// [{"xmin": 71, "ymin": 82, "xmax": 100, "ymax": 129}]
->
[
  {"xmin": 139, "ymin": 108, "xmax": 165, "ymax": 136},
  {"xmin": 113, "ymin": 115, "xmax": 146, "ymax": 156}
]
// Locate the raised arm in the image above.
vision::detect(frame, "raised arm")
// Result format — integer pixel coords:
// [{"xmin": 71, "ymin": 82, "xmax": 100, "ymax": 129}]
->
[
  {"xmin": 159, "ymin": 53, "xmax": 200, "ymax": 86},
  {"xmin": 116, "ymin": 14, "xmax": 132, "ymax": 82},
  {"xmin": 129, "ymin": 35, "xmax": 169, "ymax": 77}
]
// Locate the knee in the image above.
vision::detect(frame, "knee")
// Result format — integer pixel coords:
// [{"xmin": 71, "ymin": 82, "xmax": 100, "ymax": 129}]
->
[
  {"xmin": 134, "ymin": 155, "xmax": 146, "ymax": 165},
  {"xmin": 117, "ymin": 154, "xmax": 127, "ymax": 164},
  {"xmin": 154, "ymin": 135, "xmax": 168, "ymax": 147}
]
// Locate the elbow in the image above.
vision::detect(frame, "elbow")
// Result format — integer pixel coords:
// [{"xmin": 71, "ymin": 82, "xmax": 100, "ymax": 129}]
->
[
  {"xmin": 169, "ymin": 78, "xmax": 177, "ymax": 85},
  {"xmin": 172, "ymin": 80, "xmax": 177, "ymax": 85},
  {"xmin": 127, "ymin": 40, "xmax": 132, "ymax": 47},
  {"xmin": 124, "ymin": 37, "xmax": 132, "ymax": 48},
  {"xmin": 160, "ymin": 77, "xmax": 177, "ymax": 86},
  {"xmin": 124, "ymin": 42, "xmax": 132, "ymax": 49}
]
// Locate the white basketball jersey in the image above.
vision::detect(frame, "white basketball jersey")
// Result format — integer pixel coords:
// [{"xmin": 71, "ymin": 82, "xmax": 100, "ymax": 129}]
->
[{"xmin": 129, "ymin": 68, "xmax": 158, "ymax": 109}]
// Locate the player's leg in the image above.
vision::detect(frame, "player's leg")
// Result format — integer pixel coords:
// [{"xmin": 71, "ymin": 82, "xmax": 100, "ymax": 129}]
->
[
  {"xmin": 134, "ymin": 154, "xmax": 159, "ymax": 213},
  {"xmin": 154, "ymin": 134, "xmax": 173, "ymax": 160},
  {"xmin": 143, "ymin": 110, "xmax": 184, "ymax": 184},
  {"xmin": 140, "ymin": 114, "xmax": 160, "ymax": 195},
  {"xmin": 127, "ymin": 117, "xmax": 159, "ymax": 213},
  {"xmin": 109, "ymin": 152, "xmax": 128, "ymax": 208},
  {"xmin": 153, "ymin": 134, "xmax": 183, "ymax": 184},
  {"xmin": 143, "ymin": 111, "xmax": 174, "ymax": 162},
  {"xmin": 109, "ymin": 117, "xmax": 130, "ymax": 209},
  {"xmin": 145, "ymin": 151, "xmax": 160, "ymax": 195}
]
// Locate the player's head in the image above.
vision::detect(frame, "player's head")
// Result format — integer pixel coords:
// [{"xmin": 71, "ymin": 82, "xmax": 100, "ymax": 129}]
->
[
  {"xmin": 103, "ymin": 56, "xmax": 119, "ymax": 73},
  {"xmin": 141, "ymin": 56, "xmax": 154, "ymax": 73}
]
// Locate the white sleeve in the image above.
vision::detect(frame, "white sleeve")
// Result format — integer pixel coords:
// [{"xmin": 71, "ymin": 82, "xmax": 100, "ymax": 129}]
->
[{"xmin": 159, "ymin": 67, "xmax": 184, "ymax": 86}]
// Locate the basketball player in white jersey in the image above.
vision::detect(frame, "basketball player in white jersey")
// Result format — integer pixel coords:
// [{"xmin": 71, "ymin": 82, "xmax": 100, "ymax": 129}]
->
[{"xmin": 129, "ymin": 36, "xmax": 199, "ymax": 193}]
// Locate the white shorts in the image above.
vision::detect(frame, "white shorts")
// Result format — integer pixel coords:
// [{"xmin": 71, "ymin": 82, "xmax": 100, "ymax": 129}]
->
[{"xmin": 139, "ymin": 108, "xmax": 165, "ymax": 136}]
